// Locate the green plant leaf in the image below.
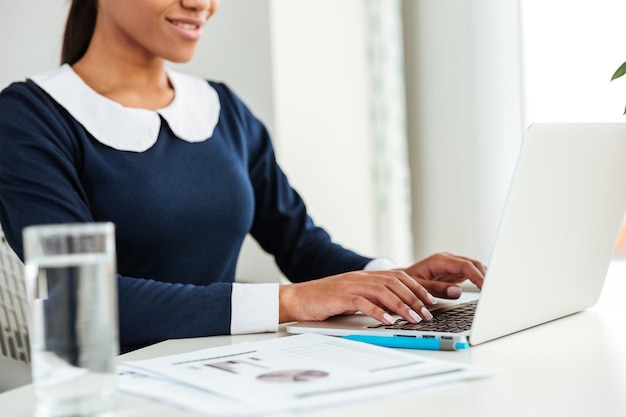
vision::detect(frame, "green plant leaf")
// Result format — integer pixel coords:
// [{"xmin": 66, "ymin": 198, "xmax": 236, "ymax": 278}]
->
[{"xmin": 611, "ymin": 61, "xmax": 626, "ymax": 81}]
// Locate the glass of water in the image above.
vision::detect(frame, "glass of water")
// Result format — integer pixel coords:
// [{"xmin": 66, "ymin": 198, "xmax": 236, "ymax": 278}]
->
[{"xmin": 23, "ymin": 223, "xmax": 119, "ymax": 417}]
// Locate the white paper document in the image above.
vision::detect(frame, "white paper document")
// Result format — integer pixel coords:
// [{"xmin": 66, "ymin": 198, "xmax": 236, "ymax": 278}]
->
[{"xmin": 119, "ymin": 333, "xmax": 494, "ymax": 416}]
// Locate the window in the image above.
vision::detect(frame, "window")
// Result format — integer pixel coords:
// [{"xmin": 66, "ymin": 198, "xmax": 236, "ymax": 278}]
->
[{"xmin": 520, "ymin": 0, "xmax": 626, "ymax": 257}]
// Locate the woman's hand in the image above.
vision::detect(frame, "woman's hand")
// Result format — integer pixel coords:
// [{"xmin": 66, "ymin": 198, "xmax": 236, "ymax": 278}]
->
[
  {"xmin": 279, "ymin": 269, "xmax": 438, "ymax": 325},
  {"xmin": 400, "ymin": 252, "xmax": 486, "ymax": 296},
  {"xmin": 278, "ymin": 252, "xmax": 486, "ymax": 326}
]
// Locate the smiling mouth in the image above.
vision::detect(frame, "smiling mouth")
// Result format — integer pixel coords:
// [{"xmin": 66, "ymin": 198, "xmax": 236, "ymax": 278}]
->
[
  {"xmin": 167, "ymin": 19, "xmax": 200, "ymax": 30},
  {"xmin": 172, "ymin": 21, "xmax": 198, "ymax": 30},
  {"xmin": 165, "ymin": 18, "xmax": 204, "ymax": 41}
]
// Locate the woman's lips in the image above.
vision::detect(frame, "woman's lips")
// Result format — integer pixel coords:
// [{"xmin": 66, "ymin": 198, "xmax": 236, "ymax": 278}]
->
[{"xmin": 166, "ymin": 18, "xmax": 204, "ymax": 41}]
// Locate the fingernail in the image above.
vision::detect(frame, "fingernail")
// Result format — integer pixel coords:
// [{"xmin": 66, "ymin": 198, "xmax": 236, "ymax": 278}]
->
[
  {"xmin": 426, "ymin": 292, "xmax": 438, "ymax": 305},
  {"xmin": 383, "ymin": 313, "xmax": 395, "ymax": 324},
  {"xmin": 447, "ymin": 286, "xmax": 462, "ymax": 298},
  {"xmin": 421, "ymin": 306, "xmax": 434, "ymax": 320},
  {"xmin": 409, "ymin": 309, "xmax": 422, "ymax": 323}
]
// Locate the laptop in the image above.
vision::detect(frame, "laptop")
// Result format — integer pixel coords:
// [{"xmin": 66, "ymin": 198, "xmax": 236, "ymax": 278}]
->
[{"xmin": 287, "ymin": 123, "xmax": 626, "ymax": 350}]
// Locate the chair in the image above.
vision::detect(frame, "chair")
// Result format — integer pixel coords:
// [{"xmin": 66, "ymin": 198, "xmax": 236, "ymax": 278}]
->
[{"xmin": 0, "ymin": 227, "xmax": 31, "ymax": 392}]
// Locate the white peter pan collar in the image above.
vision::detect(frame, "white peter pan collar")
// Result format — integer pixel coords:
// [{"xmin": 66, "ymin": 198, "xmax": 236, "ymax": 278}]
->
[{"xmin": 29, "ymin": 64, "xmax": 220, "ymax": 152}]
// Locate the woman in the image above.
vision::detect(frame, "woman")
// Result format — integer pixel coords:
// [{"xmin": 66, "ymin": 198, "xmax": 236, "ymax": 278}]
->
[{"xmin": 0, "ymin": 0, "xmax": 484, "ymax": 352}]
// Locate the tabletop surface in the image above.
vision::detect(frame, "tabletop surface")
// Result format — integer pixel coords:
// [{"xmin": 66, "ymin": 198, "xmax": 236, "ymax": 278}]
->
[{"xmin": 2, "ymin": 261, "xmax": 626, "ymax": 417}]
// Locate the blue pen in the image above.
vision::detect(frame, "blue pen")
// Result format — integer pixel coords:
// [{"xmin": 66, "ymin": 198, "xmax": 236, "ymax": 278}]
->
[{"xmin": 342, "ymin": 335, "xmax": 469, "ymax": 351}]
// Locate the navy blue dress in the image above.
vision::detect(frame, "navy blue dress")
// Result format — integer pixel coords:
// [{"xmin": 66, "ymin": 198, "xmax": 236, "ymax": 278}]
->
[{"xmin": 0, "ymin": 68, "xmax": 371, "ymax": 352}]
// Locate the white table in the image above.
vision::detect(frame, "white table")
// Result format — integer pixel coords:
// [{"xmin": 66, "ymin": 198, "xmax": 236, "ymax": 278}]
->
[{"xmin": 3, "ymin": 262, "xmax": 626, "ymax": 417}]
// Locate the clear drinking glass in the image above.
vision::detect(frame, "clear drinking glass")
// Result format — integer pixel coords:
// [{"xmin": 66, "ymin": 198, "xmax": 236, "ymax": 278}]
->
[{"xmin": 23, "ymin": 223, "xmax": 119, "ymax": 417}]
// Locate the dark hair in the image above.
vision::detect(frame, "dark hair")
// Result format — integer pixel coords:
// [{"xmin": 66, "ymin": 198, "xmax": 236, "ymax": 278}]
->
[{"xmin": 61, "ymin": 0, "xmax": 98, "ymax": 65}]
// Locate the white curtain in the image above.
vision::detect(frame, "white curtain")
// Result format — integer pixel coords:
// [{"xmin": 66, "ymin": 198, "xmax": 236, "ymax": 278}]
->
[{"xmin": 365, "ymin": 0, "xmax": 414, "ymax": 265}]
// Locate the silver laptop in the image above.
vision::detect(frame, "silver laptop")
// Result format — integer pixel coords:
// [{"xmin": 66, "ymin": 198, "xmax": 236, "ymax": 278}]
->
[{"xmin": 287, "ymin": 123, "xmax": 626, "ymax": 350}]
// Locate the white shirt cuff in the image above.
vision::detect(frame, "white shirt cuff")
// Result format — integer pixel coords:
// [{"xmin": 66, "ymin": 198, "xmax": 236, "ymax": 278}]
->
[
  {"xmin": 364, "ymin": 258, "xmax": 397, "ymax": 271},
  {"xmin": 230, "ymin": 283, "xmax": 279, "ymax": 334}
]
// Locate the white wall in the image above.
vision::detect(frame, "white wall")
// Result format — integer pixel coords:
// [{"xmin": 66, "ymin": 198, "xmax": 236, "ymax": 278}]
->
[
  {"xmin": 0, "ymin": 1, "xmax": 68, "ymax": 88},
  {"xmin": 269, "ymin": 0, "xmax": 377, "ymax": 255},
  {"xmin": 402, "ymin": 0, "xmax": 524, "ymax": 262}
]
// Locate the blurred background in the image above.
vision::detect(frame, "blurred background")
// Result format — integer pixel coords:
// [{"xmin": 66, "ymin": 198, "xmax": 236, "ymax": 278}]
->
[{"xmin": 1, "ymin": 0, "xmax": 625, "ymax": 282}]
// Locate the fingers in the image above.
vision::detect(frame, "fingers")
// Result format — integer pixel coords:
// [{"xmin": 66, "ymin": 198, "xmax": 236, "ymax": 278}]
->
[
  {"xmin": 418, "ymin": 279, "xmax": 463, "ymax": 299},
  {"xmin": 352, "ymin": 295, "xmax": 430, "ymax": 326},
  {"xmin": 451, "ymin": 254, "xmax": 487, "ymax": 288},
  {"xmin": 404, "ymin": 252, "xmax": 487, "ymax": 290},
  {"xmin": 450, "ymin": 253, "xmax": 487, "ymax": 275},
  {"xmin": 278, "ymin": 270, "xmax": 438, "ymax": 325},
  {"xmin": 350, "ymin": 272, "xmax": 436, "ymax": 323}
]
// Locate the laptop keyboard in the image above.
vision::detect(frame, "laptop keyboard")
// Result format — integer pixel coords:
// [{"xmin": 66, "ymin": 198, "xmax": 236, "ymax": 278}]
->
[{"xmin": 367, "ymin": 300, "xmax": 477, "ymax": 333}]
